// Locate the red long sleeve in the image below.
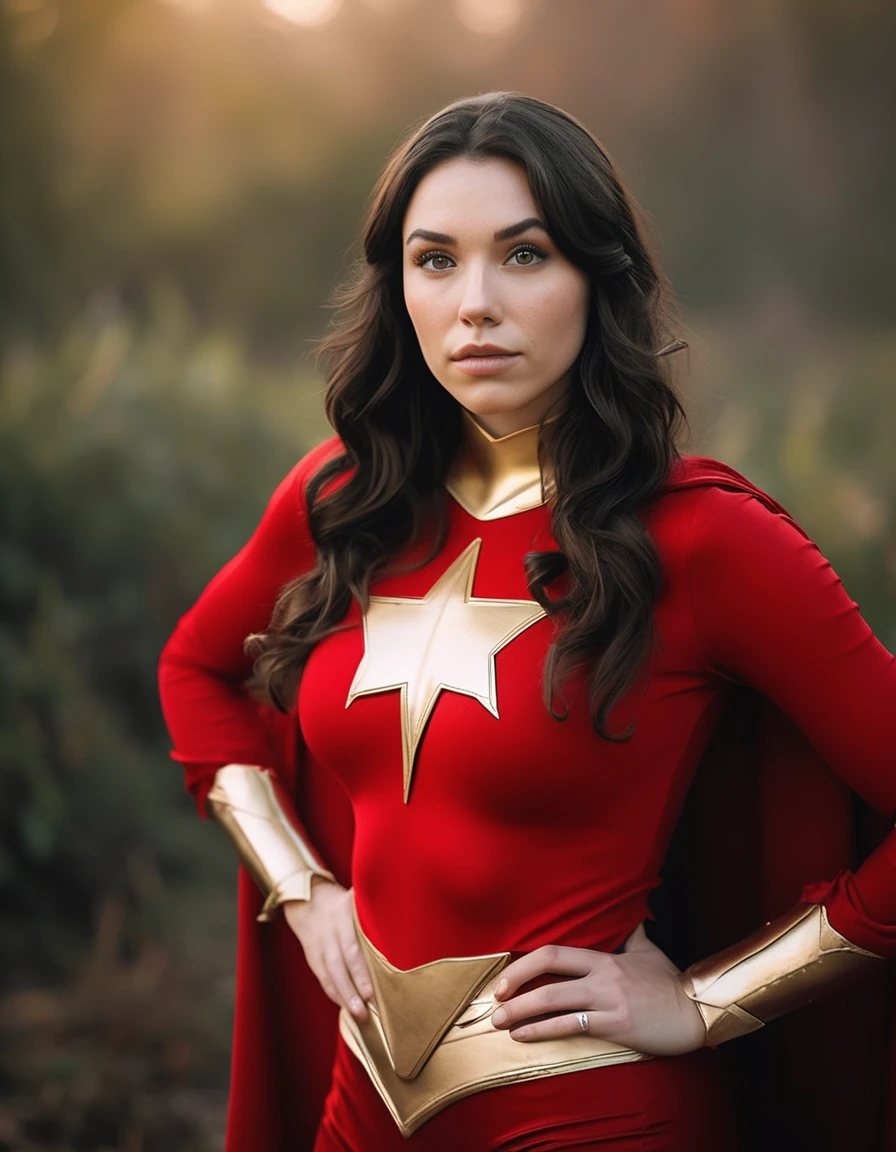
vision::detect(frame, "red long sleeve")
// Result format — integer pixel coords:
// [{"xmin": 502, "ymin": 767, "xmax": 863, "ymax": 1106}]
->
[
  {"xmin": 157, "ymin": 438, "xmax": 339, "ymax": 814},
  {"xmin": 685, "ymin": 486, "xmax": 896, "ymax": 955}
]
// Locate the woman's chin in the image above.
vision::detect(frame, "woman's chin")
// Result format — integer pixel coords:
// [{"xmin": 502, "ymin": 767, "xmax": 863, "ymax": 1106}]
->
[{"xmin": 444, "ymin": 383, "xmax": 564, "ymax": 437}]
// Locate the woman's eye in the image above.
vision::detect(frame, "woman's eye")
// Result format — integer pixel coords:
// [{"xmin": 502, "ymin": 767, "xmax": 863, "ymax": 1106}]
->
[
  {"xmin": 414, "ymin": 251, "xmax": 454, "ymax": 271},
  {"xmin": 412, "ymin": 244, "xmax": 547, "ymax": 271},
  {"xmin": 507, "ymin": 245, "xmax": 546, "ymax": 266}
]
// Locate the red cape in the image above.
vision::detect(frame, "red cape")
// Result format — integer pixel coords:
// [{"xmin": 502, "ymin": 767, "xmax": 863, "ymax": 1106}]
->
[{"xmin": 222, "ymin": 457, "xmax": 895, "ymax": 1151}]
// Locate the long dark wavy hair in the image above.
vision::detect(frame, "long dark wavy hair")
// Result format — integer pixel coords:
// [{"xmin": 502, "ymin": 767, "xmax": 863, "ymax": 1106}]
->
[{"xmin": 248, "ymin": 91, "xmax": 688, "ymax": 738}]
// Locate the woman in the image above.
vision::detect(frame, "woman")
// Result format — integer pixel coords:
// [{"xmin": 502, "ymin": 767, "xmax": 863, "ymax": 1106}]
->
[{"xmin": 158, "ymin": 93, "xmax": 896, "ymax": 1151}]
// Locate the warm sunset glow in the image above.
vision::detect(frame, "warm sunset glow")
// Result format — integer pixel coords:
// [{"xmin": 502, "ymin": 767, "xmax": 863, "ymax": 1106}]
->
[
  {"xmin": 157, "ymin": 0, "xmax": 215, "ymax": 11},
  {"xmin": 455, "ymin": 0, "xmax": 521, "ymax": 36},
  {"xmin": 361, "ymin": 0, "xmax": 416, "ymax": 13},
  {"xmin": 262, "ymin": 0, "xmax": 343, "ymax": 26}
]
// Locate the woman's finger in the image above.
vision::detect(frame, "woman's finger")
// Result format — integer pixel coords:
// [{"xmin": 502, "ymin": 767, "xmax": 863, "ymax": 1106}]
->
[
  {"xmin": 339, "ymin": 925, "xmax": 374, "ymax": 1002},
  {"xmin": 323, "ymin": 947, "xmax": 370, "ymax": 1021},
  {"xmin": 491, "ymin": 977, "xmax": 612, "ymax": 1031},
  {"xmin": 495, "ymin": 945, "xmax": 607, "ymax": 1001},
  {"xmin": 507, "ymin": 1009, "xmax": 622, "ymax": 1044}
]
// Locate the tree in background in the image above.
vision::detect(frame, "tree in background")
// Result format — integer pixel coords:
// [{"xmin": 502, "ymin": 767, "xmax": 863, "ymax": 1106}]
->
[{"xmin": 0, "ymin": 301, "xmax": 315, "ymax": 1150}]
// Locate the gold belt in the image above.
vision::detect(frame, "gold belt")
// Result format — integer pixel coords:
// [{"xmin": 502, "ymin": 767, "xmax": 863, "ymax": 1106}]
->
[{"xmin": 339, "ymin": 919, "xmax": 652, "ymax": 1137}]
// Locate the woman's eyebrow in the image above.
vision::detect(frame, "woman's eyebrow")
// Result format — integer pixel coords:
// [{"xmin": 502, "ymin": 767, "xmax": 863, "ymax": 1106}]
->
[{"xmin": 404, "ymin": 217, "xmax": 549, "ymax": 246}]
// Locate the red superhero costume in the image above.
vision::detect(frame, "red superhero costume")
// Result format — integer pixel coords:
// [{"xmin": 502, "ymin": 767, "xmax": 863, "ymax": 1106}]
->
[{"xmin": 158, "ymin": 415, "xmax": 896, "ymax": 1151}]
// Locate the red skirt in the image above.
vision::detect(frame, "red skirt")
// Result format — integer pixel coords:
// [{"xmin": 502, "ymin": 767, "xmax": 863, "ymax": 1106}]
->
[{"xmin": 314, "ymin": 1033, "xmax": 744, "ymax": 1152}]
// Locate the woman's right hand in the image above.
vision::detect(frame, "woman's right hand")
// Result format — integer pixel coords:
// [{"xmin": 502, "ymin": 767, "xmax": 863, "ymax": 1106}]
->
[{"xmin": 282, "ymin": 880, "xmax": 374, "ymax": 1022}]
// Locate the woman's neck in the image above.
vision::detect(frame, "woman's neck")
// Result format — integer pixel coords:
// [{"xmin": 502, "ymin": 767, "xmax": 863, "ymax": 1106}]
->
[{"xmin": 444, "ymin": 408, "xmax": 549, "ymax": 521}]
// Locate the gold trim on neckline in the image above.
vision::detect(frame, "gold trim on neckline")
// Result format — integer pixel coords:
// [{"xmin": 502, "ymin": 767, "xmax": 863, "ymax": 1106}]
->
[{"xmin": 444, "ymin": 409, "xmax": 549, "ymax": 521}]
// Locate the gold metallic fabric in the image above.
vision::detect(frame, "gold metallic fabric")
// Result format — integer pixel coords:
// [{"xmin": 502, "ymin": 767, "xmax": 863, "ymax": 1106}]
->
[
  {"xmin": 444, "ymin": 409, "xmax": 550, "ymax": 520},
  {"xmin": 346, "ymin": 538, "xmax": 545, "ymax": 803},
  {"xmin": 207, "ymin": 763, "xmax": 335, "ymax": 922},
  {"xmin": 679, "ymin": 901, "xmax": 885, "ymax": 1046},
  {"xmin": 341, "ymin": 917, "xmax": 651, "ymax": 1136}
]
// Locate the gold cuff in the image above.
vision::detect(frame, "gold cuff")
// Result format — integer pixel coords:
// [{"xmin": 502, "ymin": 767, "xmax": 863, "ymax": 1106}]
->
[
  {"xmin": 678, "ymin": 901, "xmax": 885, "ymax": 1046},
  {"xmin": 207, "ymin": 763, "xmax": 335, "ymax": 922}
]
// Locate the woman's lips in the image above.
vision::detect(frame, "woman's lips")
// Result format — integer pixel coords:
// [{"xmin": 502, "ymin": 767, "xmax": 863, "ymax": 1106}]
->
[{"xmin": 451, "ymin": 354, "xmax": 521, "ymax": 376}]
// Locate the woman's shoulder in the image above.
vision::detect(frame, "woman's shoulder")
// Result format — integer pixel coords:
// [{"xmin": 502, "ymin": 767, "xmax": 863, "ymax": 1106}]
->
[
  {"xmin": 663, "ymin": 454, "xmax": 788, "ymax": 513},
  {"xmin": 291, "ymin": 433, "xmax": 345, "ymax": 483},
  {"xmin": 659, "ymin": 454, "xmax": 794, "ymax": 520},
  {"xmin": 645, "ymin": 454, "xmax": 813, "ymax": 561},
  {"xmin": 656, "ymin": 454, "xmax": 816, "ymax": 569},
  {"xmin": 256, "ymin": 434, "xmax": 346, "ymax": 533},
  {"xmin": 273, "ymin": 433, "xmax": 346, "ymax": 500}
]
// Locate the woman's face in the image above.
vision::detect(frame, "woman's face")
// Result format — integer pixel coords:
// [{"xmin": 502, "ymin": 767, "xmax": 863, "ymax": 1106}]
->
[{"xmin": 402, "ymin": 156, "xmax": 590, "ymax": 438}]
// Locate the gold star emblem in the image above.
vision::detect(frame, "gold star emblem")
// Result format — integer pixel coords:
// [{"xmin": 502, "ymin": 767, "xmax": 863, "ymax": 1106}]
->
[{"xmin": 346, "ymin": 538, "xmax": 546, "ymax": 802}]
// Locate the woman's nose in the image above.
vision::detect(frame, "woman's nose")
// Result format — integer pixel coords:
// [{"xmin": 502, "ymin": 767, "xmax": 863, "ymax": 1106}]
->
[{"xmin": 457, "ymin": 265, "xmax": 502, "ymax": 327}]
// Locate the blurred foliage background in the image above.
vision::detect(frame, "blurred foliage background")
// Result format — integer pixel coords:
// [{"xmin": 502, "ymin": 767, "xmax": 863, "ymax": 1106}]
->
[{"xmin": 0, "ymin": 0, "xmax": 894, "ymax": 1148}]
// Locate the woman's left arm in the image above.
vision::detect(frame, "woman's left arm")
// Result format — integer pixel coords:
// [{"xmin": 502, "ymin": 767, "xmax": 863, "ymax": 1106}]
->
[{"xmin": 492, "ymin": 486, "xmax": 895, "ymax": 1050}]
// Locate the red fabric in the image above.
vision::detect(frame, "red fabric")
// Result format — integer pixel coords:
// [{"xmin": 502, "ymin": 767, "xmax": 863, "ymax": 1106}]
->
[
  {"xmin": 315, "ymin": 1034, "xmax": 745, "ymax": 1151},
  {"xmin": 158, "ymin": 445, "xmax": 896, "ymax": 1152}
]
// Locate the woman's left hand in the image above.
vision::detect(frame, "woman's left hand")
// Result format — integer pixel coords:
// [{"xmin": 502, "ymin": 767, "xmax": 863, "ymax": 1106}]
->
[{"xmin": 490, "ymin": 922, "xmax": 706, "ymax": 1056}]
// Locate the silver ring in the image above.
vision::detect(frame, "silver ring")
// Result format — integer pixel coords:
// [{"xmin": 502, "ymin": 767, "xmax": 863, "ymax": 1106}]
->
[{"xmin": 576, "ymin": 1011, "xmax": 589, "ymax": 1033}]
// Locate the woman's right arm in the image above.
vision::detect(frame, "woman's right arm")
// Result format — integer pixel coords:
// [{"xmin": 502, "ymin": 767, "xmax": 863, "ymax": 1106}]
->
[
  {"xmin": 158, "ymin": 443, "xmax": 331, "ymax": 812},
  {"xmin": 157, "ymin": 438, "xmax": 373, "ymax": 1019}
]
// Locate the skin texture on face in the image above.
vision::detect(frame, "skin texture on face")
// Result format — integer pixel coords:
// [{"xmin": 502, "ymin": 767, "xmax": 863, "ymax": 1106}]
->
[{"xmin": 402, "ymin": 156, "xmax": 591, "ymax": 438}]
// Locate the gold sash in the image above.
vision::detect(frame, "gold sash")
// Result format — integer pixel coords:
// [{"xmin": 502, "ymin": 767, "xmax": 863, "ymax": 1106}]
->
[{"xmin": 339, "ymin": 921, "xmax": 652, "ymax": 1137}]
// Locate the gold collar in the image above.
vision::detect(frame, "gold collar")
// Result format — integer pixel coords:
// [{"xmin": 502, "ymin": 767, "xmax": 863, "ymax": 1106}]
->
[{"xmin": 444, "ymin": 409, "xmax": 548, "ymax": 521}]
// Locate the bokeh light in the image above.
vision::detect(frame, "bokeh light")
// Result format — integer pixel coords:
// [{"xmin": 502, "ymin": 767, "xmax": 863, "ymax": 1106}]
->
[
  {"xmin": 6, "ymin": 0, "xmax": 59, "ymax": 46},
  {"xmin": 262, "ymin": 0, "xmax": 343, "ymax": 26},
  {"xmin": 454, "ymin": 0, "xmax": 522, "ymax": 36}
]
